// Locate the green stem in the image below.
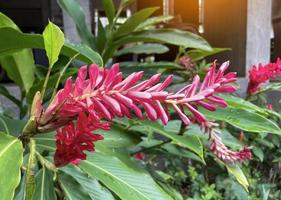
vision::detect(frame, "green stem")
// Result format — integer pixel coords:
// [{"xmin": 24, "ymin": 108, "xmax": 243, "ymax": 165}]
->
[
  {"xmin": 25, "ymin": 139, "xmax": 36, "ymax": 200},
  {"xmin": 101, "ymin": 3, "xmax": 123, "ymax": 63},
  {"xmin": 131, "ymin": 139, "xmax": 171, "ymax": 155},
  {"xmin": 131, "ymin": 122, "xmax": 187, "ymax": 155},
  {"xmin": 41, "ymin": 65, "xmax": 53, "ymax": 99},
  {"xmin": 51, "ymin": 53, "xmax": 79, "ymax": 100},
  {"xmin": 36, "ymin": 151, "xmax": 57, "ymax": 173}
]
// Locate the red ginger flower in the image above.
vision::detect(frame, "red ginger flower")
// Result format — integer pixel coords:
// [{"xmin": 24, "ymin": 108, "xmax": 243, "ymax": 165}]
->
[
  {"xmin": 208, "ymin": 128, "xmax": 251, "ymax": 163},
  {"xmin": 247, "ymin": 58, "xmax": 281, "ymax": 94},
  {"xmin": 54, "ymin": 112, "xmax": 108, "ymax": 167},
  {"xmin": 34, "ymin": 61, "xmax": 251, "ymax": 166},
  {"xmin": 134, "ymin": 152, "xmax": 145, "ymax": 161}
]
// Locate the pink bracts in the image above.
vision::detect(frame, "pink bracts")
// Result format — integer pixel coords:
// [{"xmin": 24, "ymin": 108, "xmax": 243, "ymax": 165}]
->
[{"xmin": 32, "ymin": 61, "xmax": 251, "ymax": 166}]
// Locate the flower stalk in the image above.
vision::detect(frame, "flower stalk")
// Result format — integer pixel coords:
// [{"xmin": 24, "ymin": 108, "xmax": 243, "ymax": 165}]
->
[{"xmin": 25, "ymin": 139, "xmax": 36, "ymax": 200}]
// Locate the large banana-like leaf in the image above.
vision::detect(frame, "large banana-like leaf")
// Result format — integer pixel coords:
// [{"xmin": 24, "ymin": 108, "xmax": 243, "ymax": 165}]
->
[
  {"xmin": 61, "ymin": 165, "xmax": 115, "ymax": 200},
  {"xmin": 114, "ymin": 7, "xmax": 159, "ymax": 37},
  {"xmin": 33, "ymin": 168, "xmax": 57, "ymax": 200},
  {"xmin": 114, "ymin": 29, "xmax": 212, "ymax": 51},
  {"xmin": 0, "ymin": 132, "xmax": 23, "ymax": 200},
  {"xmin": 79, "ymin": 152, "xmax": 173, "ymax": 200},
  {"xmin": 115, "ymin": 43, "xmax": 169, "ymax": 56},
  {"xmin": 0, "ymin": 12, "xmax": 35, "ymax": 92},
  {"xmin": 137, "ymin": 121, "xmax": 204, "ymax": 161},
  {"xmin": 58, "ymin": 172, "xmax": 92, "ymax": 200},
  {"xmin": 0, "ymin": 27, "xmax": 103, "ymax": 66},
  {"xmin": 200, "ymin": 107, "xmax": 281, "ymax": 135},
  {"xmin": 57, "ymin": 0, "xmax": 97, "ymax": 50}
]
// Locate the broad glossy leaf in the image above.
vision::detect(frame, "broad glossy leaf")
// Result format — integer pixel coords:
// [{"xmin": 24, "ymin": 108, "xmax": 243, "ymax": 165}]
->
[
  {"xmin": 225, "ymin": 163, "xmax": 249, "ymax": 192},
  {"xmin": 95, "ymin": 125, "xmax": 138, "ymax": 148},
  {"xmin": 0, "ymin": 27, "xmax": 103, "ymax": 66},
  {"xmin": 0, "ymin": 114, "xmax": 26, "ymax": 136},
  {"xmin": 136, "ymin": 16, "xmax": 174, "ymax": 30},
  {"xmin": 114, "ymin": 29, "xmax": 212, "ymax": 51},
  {"xmin": 187, "ymin": 47, "xmax": 230, "ymax": 61},
  {"xmin": 200, "ymin": 107, "xmax": 281, "ymax": 135},
  {"xmin": 34, "ymin": 132, "xmax": 56, "ymax": 152},
  {"xmin": 140, "ymin": 121, "xmax": 204, "ymax": 161},
  {"xmin": 258, "ymin": 82, "xmax": 281, "ymax": 93},
  {"xmin": 33, "ymin": 168, "xmax": 57, "ymax": 200},
  {"xmin": 80, "ymin": 152, "xmax": 173, "ymax": 200},
  {"xmin": 114, "ymin": 7, "xmax": 158, "ymax": 37},
  {"xmin": 58, "ymin": 0, "xmax": 96, "ymax": 50},
  {"xmin": 43, "ymin": 21, "xmax": 65, "ymax": 67},
  {"xmin": 115, "ymin": 43, "xmax": 169, "ymax": 56},
  {"xmin": 0, "ymin": 133, "xmax": 23, "ymax": 200},
  {"xmin": 252, "ymin": 146, "xmax": 264, "ymax": 162},
  {"xmin": 120, "ymin": 61, "xmax": 182, "ymax": 69},
  {"xmin": 222, "ymin": 94, "xmax": 281, "ymax": 120},
  {"xmin": 96, "ymin": 19, "xmax": 107, "ymax": 53},
  {"xmin": 102, "ymin": 0, "xmax": 115, "ymax": 24},
  {"xmin": 61, "ymin": 165, "xmax": 115, "ymax": 200},
  {"xmin": 59, "ymin": 172, "xmax": 92, "ymax": 200},
  {"xmin": 1, "ymin": 50, "xmax": 35, "ymax": 92},
  {"xmin": 0, "ymin": 13, "xmax": 35, "ymax": 92}
]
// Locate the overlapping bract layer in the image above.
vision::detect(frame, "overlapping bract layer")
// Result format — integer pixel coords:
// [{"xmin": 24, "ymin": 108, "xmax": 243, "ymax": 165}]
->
[
  {"xmin": 54, "ymin": 113, "xmax": 107, "ymax": 167},
  {"xmin": 247, "ymin": 58, "xmax": 281, "ymax": 94},
  {"xmin": 209, "ymin": 129, "xmax": 251, "ymax": 163},
  {"xmin": 34, "ymin": 62, "xmax": 251, "ymax": 166}
]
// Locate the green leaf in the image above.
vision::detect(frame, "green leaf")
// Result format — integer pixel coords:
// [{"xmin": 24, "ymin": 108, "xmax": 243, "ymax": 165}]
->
[
  {"xmin": 187, "ymin": 47, "xmax": 230, "ymax": 61},
  {"xmin": 221, "ymin": 94, "xmax": 281, "ymax": 119},
  {"xmin": 66, "ymin": 43, "xmax": 103, "ymax": 66},
  {"xmin": 102, "ymin": 0, "xmax": 115, "ymax": 24},
  {"xmin": 57, "ymin": 0, "xmax": 96, "ymax": 50},
  {"xmin": 80, "ymin": 152, "xmax": 173, "ymax": 200},
  {"xmin": 225, "ymin": 163, "xmax": 249, "ymax": 192},
  {"xmin": 0, "ymin": 114, "xmax": 26, "ymax": 136},
  {"xmin": 252, "ymin": 146, "xmax": 264, "ymax": 161},
  {"xmin": 96, "ymin": 19, "xmax": 107, "ymax": 54},
  {"xmin": 1, "ymin": 49, "xmax": 35, "ymax": 92},
  {"xmin": 136, "ymin": 16, "xmax": 174, "ymax": 30},
  {"xmin": 200, "ymin": 107, "xmax": 281, "ymax": 135},
  {"xmin": 0, "ymin": 12, "xmax": 18, "ymax": 29},
  {"xmin": 33, "ymin": 168, "xmax": 57, "ymax": 200},
  {"xmin": 0, "ymin": 27, "xmax": 103, "ymax": 66},
  {"xmin": 230, "ymin": 182, "xmax": 249, "ymax": 200},
  {"xmin": 61, "ymin": 165, "xmax": 115, "ymax": 200},
  {"xmin": 58, "ymin": 172, "xmax": 92, "ymax": 200},
  {"xmin": 115, "ymin": 43, "xmax": 169, "ymax": 56},
  {"xmin": 114, "ymin": 29, "xmax": 212, "ymax": 51},
  {"xmin": 120, "ymin": 61, "xmax": 182, "ymax": 69},
  {"xmin": 95, "ymin": 125, "xmax": 138, "ymax": 148},
  {"xmin": 258, "ymin": 82, "xmax": 281, "ymax": 94},
  {"xmin": 34, "ymin": 132, "xmax": 56, "ymax": 152},
  {"xmin": 0, "ymin": 132, "xmax": 23, "ymax": 200},
  {"xmin": 139, "ymin": 121, "xmax": 204, "ymax": 161},
  {"xmin": 114, "ymin": 7, "xmax": 159, "ymax": 37},
  {"xmin": 0, "ymin": 12, "xmax": 35, "ymax": 92},
  {"xmin": 43, "ymin": 21, "xmax": 65, "ymax": 68},
  {"xmin": 26, "ymin": 68, "xmax": 77, "ymax": 104}
]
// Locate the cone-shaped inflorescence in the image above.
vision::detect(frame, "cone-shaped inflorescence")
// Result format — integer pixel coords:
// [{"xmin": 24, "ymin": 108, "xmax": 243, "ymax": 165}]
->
[{"xmin": 33, "ymin": 61, "xmax": 251, "ymax": 167}]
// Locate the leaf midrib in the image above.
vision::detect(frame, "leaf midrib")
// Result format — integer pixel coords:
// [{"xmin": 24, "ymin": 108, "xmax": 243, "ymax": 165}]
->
[
  {"xmin": 83, "ymin": 160, "xmax": 151, "ymax": 200},
  {"xmin": 0, "ymin": 139, "xmax": 17, "ymax": 158}
]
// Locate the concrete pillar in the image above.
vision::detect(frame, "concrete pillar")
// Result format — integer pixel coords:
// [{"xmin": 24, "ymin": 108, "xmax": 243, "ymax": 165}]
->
[
  {"xmin": 246, "ymin": 0, "xmax": 272, "ymax": 71},
  {"xmin": 62, "ymin": 0, "xmax": 91, "ymax": 43}
]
